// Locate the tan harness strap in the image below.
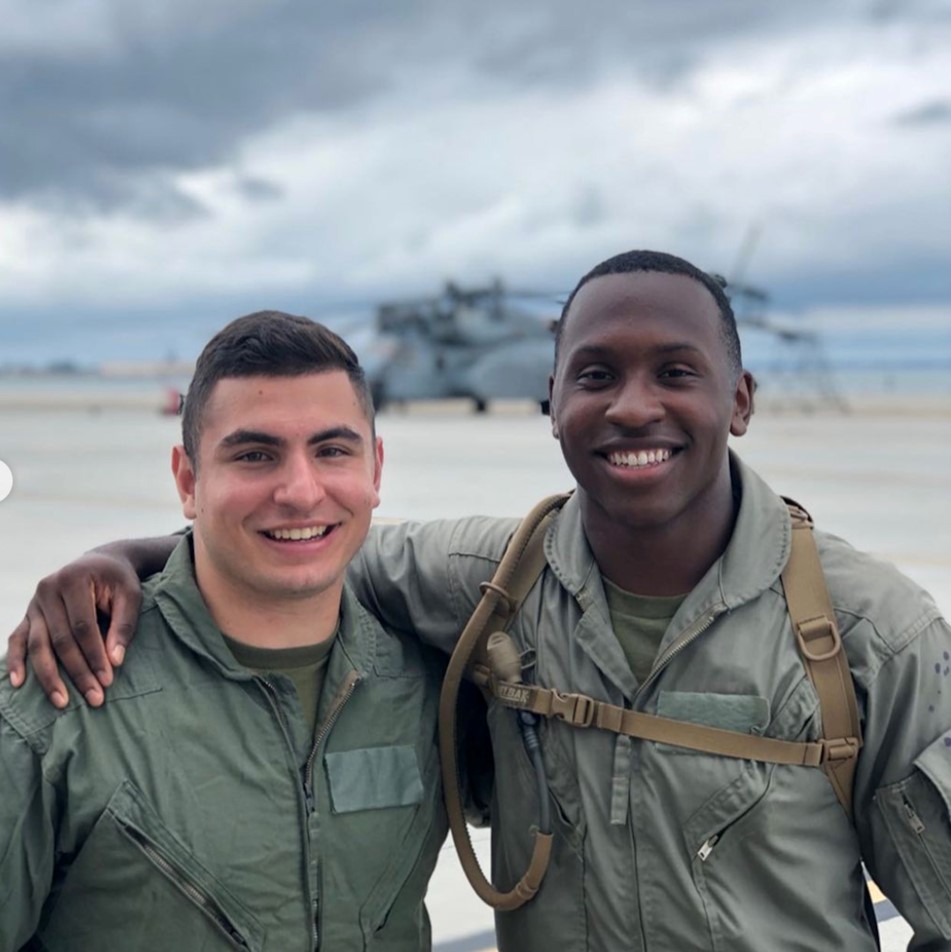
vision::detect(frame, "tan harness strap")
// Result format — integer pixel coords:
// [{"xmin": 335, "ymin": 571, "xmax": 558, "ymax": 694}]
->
[
  {"xmin": 491, "ymin": 680, "xmax": 837, "ymax": 766},
  {"xmin": 780, "ymin": 500, "xmax": 863, "ymax": 818},
  {"xmin": 476, "ymin": 498, "xmax": 862, "ymax": 812},
  {"xmin": 438, "ymin": 493, "xmax": 568, "ymax": 911},
  {"xmin": 440, "ymin": 492, "xmax": 863, "ymax": 913}
]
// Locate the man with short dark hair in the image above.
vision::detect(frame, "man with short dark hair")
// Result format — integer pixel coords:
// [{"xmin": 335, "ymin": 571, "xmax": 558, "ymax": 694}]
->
[
  {"xmin": 0, "ymin": 311, "xmax": 447, "ymax": 950},
  {"xmin": 8, "ymin": 252, "xmax": 951, "ymax": 950}
]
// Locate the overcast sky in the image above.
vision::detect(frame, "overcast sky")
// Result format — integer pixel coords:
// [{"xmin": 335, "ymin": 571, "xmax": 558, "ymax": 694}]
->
[{"xmin": 1, "ymin": 0, "xmax": 949, "ymax": 364}]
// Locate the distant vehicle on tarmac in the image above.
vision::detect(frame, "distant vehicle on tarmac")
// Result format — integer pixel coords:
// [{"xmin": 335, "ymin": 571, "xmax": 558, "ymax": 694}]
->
[{"xmin": 355, "ymin": 280, "xmax": 559, "ymax": 413}]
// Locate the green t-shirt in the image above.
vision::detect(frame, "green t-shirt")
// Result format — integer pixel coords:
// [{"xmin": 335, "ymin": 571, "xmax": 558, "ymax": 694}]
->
[
  {"xmin": 603, "ymin": 578, "xmax": 686, "ymax": 685},
  {"xmin": 223, "ymin": 631, "xmax": 337, "ymax": 738}
]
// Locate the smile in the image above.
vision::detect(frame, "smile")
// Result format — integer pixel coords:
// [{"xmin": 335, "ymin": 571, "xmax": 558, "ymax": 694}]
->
[
  {"xmin": 262, "ymin": 525, "xmax": 332, "ymax": 541},
  {"xmin": 606, "ymin": 448, "xmax": 672, "ymax": 469}
]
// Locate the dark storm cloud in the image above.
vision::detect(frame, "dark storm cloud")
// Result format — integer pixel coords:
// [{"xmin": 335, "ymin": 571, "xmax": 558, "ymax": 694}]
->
[
  {"xmin": 892, "ymin": 100, "xmax": 951, "ymax": 126},
  {"xmin": 234, "ymin": 177, "xmax": 284, "ymax": 201},
  {"xmin": 5, "ymin": 0, "xmax": 937, "ymax": 216},
  {"xmin": 0, "ymin": 1, "xmax": 403, "ymax": 211}
]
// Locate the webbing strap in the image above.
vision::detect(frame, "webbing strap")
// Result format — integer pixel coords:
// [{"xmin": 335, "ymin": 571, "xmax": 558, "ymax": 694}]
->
[
  {"xmin": 440, "ymin": 492, "xmax": 864, "ymax": 913},
  {"xmin": 780, "ymin": 500, "xmax": 863, "ymax": 818},
  {"xmin": 466, "ymin": 501, "xmax": 560, "ymax": 686},
  {"xmin": 480, "ymin": 499, "xmax": 861, "ymax": 812},
  {"xmin": 490, "ymin": 680, "xmax": 852, "ymax": 767},
  {"xmin": 438, "ymin": 493, "xmax": 568, "ymax": 911}
]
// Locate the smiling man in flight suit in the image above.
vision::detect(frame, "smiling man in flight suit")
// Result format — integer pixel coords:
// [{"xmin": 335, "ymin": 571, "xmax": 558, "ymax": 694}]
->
[{"xmin": 0, "ymin": 312, "xmax": 447, "ymax": 950}]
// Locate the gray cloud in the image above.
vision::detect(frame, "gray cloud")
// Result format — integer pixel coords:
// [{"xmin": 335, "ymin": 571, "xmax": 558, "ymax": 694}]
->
[
  {"xmin": 5, "ymin": 0, "xmax": 942, "ymax": 215},
  {"xmin": 892, "ymin": 99, "xmax": 951, "ymax": 126},
  {"xmin": 234, "ymin": 177, "xmax": 284, "ymax": 202}
]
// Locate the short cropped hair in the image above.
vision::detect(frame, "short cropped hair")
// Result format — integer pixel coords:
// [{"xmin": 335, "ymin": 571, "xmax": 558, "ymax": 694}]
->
[
  {"xmin": 182, "ymin": 310, "xmax": 374, "ymax": 462},
  {"xmin": 554, "ymin": 250, "xmax": 743, "ymax": 377}
]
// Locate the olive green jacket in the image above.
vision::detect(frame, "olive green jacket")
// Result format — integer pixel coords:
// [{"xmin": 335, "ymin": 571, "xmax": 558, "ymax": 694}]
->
[
  {"xmin": 350, "ymin": 454, "xmax": 951, "ymax": 951},
  {"xmin": 0, "ymin": 537, "xmax": 447, "ymax": 951}
]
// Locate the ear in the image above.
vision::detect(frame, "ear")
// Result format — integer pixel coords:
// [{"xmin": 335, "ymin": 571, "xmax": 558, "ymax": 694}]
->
[
  {"xmin": 548, "ymin": 375, "xmax": 559, "ymax": 439},
  {"xmin": 729, "ymin": 370, "xmax": 755, "ymax": 437},
  {"xmin": 370, "ymin": 436, "xmax": 384, "ymax": 509},
  {"xmin": 171, "ymin": 445, "xmax": 198, "ymax": 519}
]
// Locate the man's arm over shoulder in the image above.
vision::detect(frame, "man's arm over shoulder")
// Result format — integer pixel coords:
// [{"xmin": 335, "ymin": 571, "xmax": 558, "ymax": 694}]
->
[
  {"xmin": 831, "ymin": 544, "xmax": 951, "ymax": 947},
  {"xmin": 349, "ymin": 516, "xmax": 518, "ymax": 654},
  {"xmin": 5, "ymin": 535, "xmax": 178, "ymax": 706}
]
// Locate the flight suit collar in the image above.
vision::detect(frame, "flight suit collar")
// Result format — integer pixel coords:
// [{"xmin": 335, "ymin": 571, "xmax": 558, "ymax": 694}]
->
[{"xmin": 543, "ymin": 453, "xmax": 793, "ymax": 695}]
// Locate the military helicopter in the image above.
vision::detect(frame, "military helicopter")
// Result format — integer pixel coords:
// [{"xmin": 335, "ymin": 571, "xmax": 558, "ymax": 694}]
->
[
  {"xmin": 354, "ymin": 279, "xmax": 560, "ymax": 413},
  {"xmin": 342, "ymin": 234, "xmax": 846, "ymax": 414}
]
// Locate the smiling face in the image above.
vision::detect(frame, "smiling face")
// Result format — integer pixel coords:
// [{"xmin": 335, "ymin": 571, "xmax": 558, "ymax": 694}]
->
[
  {"xmin": 172, "ymin": 371, "xmax": 382, "ymax": 628},
  {"xmin": 549, "ymin": 270, "xmax": 753, "ymax": 562}
]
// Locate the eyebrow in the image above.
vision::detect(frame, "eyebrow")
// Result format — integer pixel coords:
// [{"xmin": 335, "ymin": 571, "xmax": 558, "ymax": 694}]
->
[
  {"xmin": 572, "ymin": 341, "xmax": 705, "ymax": 359},
  {"xmin": 219, "ymin": 426, "xmax": 364, "ymax": 449}
]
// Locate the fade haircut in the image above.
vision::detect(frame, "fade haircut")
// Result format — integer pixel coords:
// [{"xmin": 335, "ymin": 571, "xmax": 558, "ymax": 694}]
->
[
  {"xmin": 181, "ymin": 310, "xmax": 374, "ymax": 463},
  {"xmin": 554, "ymin": 250, "xmax": 743, "ymax": 377}
]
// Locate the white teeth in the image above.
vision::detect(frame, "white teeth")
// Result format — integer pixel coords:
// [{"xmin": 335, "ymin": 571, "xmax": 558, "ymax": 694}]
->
[
  {"xmin": 607, "ymin": 448, "xmax": 671, "ymax": 469},
  {"xmin": 267, "ymin": 526, "xmax": 329, "ymax": 541}
]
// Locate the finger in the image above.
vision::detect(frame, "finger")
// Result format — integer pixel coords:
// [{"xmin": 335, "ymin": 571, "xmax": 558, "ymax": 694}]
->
[
  {"xmin": 5, "ymin": 618, "xmax": 29, "ymax": 687},
  {"xmin": 34, "ymin": 592, "xmax": 104, "ymax": 708},
  {"xmin": 59, "ymin": 575, "xmax": 114, "ymax": 687},
  {"xmin": 104, "ymin": 588, "xmax": 142, "ymax": 668},
  {"xmin": 23, "ymin": 606, "xmax": 73, "ymax": 709}
]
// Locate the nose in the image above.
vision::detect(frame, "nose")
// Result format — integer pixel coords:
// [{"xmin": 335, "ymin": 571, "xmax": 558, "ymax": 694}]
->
[
  {"xmin": 272, "ymin": 452, "xmax": 325, "ymax": 510},
  {"xmin": 603, "ymin": 372, "xmax": 665, "ymax": 430}
]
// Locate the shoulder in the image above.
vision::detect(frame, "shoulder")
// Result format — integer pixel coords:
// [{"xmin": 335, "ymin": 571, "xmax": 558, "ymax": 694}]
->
[
  {"xmin": 815, "ymin": 528, "xmax": 948, "ymax": 674},
  {"xmin": 0, "ymin": 669, "xmax": 62, "ymax": 750},
  {"xmin": 0, "ymin": 610, "xmax": 165, "ymax": 747}
]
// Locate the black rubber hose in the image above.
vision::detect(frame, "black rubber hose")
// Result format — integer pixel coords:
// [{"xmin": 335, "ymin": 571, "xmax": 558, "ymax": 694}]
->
[{"xmin": 519, "ymin": 710, "xmax": 551, "ymax": 835}]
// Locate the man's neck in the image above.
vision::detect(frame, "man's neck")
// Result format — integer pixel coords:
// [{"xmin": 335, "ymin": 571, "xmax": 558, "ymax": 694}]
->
[
  {"xmin": 194, "ymin": 569, "xmax": 342, "ymax": 649},
  {"xmin": 584, "ymin": 490, "xmax": 739, "ymax": 597}
]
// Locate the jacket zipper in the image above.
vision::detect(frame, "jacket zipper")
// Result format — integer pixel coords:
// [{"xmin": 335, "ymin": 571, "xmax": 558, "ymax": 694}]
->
[
  {"xmin": 621, "ymin": 607, "xmax": 723, "ymax": 948},
  {"xmin": 305, "ymin": 669, "xmax": 361, "ymax": 806},
  {"xmin": 697, "ymin": 833, "xmax": 720, "ymax": 862},
  {"xmin": 903, "ymin": 796, "xmax": 951, "ymax": 895},
  {"xmin": 634, "ymin": 606, "xmax": 725, "ymax": 702},
  {"xmin": 119, "ymin": 821, "xmax": 250, "ymax": 949},
  {"xmin": 256, "ymin": 675, "xmax": 325, "ymax": 951},
  {"xmin": 301, "ymin": 668, "xmax": 360, "ymax": 950}
]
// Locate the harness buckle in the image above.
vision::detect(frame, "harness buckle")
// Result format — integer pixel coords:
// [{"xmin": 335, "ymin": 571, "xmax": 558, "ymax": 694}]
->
[{"xmin": 550, "ymin": 691, "xmax": 596, "ymax": 727}]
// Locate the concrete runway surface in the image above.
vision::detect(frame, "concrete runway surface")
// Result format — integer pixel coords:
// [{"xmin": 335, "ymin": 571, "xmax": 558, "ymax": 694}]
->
[{"xmin": 2, "ymin": 396, "xmax": 949, "ymax": 950}]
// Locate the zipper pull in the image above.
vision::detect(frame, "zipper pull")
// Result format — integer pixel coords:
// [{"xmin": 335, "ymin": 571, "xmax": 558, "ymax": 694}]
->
[
  {"xmin": 303, "ymin": 779, "xmax": 315, "ymax": 814},
  {"xmin": 903, "ymin": 798, "xmax": 926, "ymax": 834},
  {"xmin": 697, "ymin": 834, "xmax": 720, "ymax": 861}
]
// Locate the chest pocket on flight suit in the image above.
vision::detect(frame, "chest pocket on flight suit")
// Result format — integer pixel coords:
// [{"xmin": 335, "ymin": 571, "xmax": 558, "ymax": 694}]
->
[
  {"xmin": 40, "ymin": 780, "xmax": 265, "ymax": 952},
  {"xmin": 321, "ymin": 743, "xmax": 440, "ymax": 947}
]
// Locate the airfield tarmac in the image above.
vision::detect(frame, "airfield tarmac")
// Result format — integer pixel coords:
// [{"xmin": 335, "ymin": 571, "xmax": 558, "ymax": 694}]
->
[{"xmin": 2, "ymin": 394, "xmax": 949, "ymax": 949}]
